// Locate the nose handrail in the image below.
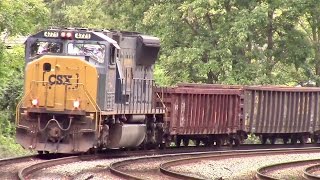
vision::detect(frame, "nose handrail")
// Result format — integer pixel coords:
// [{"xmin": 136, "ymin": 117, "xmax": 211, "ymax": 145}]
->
[{"xmin": 16, "ymin": 81, "xmax": 102, "ymax": 133}]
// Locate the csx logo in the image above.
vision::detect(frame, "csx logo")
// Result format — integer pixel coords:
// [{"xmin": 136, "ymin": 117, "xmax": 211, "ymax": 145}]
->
[{"xmin": 48, "ymin": 74, "xmax": 72, "ymax": 85}]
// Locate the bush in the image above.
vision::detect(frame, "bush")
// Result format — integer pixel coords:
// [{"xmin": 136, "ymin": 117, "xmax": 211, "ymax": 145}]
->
[
  {"xmin": 0, "ymin": 135, "xmax": 32, "ymax": 158},
  {"xmin": 244, "ymin": 133, "xmax": 261, "ymax": 144}
]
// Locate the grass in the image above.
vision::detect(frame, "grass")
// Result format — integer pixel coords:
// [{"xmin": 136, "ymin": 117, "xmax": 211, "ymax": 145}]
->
[{"xmin": 0, "ymin": 135, "xmax": 33, "ymax": 158}]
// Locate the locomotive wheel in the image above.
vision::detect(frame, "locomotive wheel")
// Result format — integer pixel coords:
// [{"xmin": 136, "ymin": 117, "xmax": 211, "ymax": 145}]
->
[{"xmin": 183, "ymin": 138, "xmax": 189, "ymax": 147}]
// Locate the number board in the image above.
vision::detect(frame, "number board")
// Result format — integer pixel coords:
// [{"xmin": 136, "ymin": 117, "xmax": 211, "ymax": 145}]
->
[
  {"xmin": 43, "ymin": 31, "xmax": 59, "ymax": 38},
  {"xmin": 75, "ymin": 33, "xmax": 91, "ymax": 39}
]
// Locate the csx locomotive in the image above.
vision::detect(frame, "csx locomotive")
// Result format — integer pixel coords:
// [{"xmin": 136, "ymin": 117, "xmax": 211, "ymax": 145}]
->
[{"xmin": 16, "ymin": 28, "xmax": 166, "ymax": 153}]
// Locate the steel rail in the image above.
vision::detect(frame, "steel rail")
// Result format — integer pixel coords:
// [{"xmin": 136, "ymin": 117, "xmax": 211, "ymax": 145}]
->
[
  {"xmin": 0, "ymin": 155, "xmax": 39, "ymax": 166},
  {"xmin": 256, "ymin": 159, "xmax": 320, "ymax": 180},
  {"xmin": 18, "ymin": 155, "xmax": 98, "ymax": 180},
  {"xmin": 110, "ymin": 147, "xmax": 320, "ymax": 180},
  {"xmin": 304, "ymin": 164, "xmax": 320, "ymax": 180}
]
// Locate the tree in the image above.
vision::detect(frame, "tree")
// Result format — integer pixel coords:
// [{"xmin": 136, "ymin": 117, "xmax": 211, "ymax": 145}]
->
[
  {"xmin": 0, "ymin": 0, "xmax": 49, "ymax": 35},
  {"xmin": 142, "ymin": 0, "xmax": 312, "ymax": 85}
]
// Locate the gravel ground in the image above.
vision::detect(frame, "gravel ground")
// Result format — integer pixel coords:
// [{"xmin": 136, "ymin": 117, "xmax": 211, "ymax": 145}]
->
[
  {"xmin": 30, "ymin": 158, "xmax": 130, "ymax": 180},
  {"xmin": 24, "ymin": 154, "xmax": 178, "ymax": 180},
  {"xmin": 269, "ymin": 163, "xmax": 318, "ymax": 179},
  {"xmin": 117, "ymin": 155, "xmax": 187, "ymax": 180},
  {"xmin": 170, "ymin": 152, "xmax": 320, "ymax": 179},
  {"xmin": 0, "ymin": 157, "xmax": 43, "ymax": 180}
]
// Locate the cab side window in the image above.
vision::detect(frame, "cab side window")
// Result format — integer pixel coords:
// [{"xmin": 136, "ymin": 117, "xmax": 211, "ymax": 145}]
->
[{"xmin": 109, "ymin": 45, "xmax": 116, "ymax": 65}]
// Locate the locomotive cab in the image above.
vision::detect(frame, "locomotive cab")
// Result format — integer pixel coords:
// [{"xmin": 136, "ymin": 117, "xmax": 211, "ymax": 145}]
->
[{"xmin": 16, "ymin": 28, "xmax": 165, "ymax": 153}]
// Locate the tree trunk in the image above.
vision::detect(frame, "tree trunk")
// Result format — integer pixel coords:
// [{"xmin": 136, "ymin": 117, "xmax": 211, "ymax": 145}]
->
[{"xmin": 266, "ymin": 8, "xmax": 274, "ymax": 80}]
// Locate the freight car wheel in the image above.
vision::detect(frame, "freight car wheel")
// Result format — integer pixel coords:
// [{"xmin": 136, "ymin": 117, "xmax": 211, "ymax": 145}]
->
[
  {"xmin": 299, "ymin": 136, "xmax": 308, "ymax": 145},
  {"xmin": 291, "ymin": 137, "xmax": 297, "ymax": 145},
  {"xmin": 175, "ymin": 137, "xmax": 182, "ymax": 147},
  {"xmin": 270, "ymin": 138, "xmax": 276, "ymax": 145},
  {"xmin": 37, "ymin": 151, "xmax": 43, "ymax": 155},
  {"xmin": 183, "ymin": 138, "xmax": 189, "ymax": 147},
  {"xmin": 312, "ymin": 136, "xmax": 318, "ymax": 144},
  {"xmin": 234, "ymin": 138, "xmax": 241, "ymax": 147},
  {"xmin": 283, "ymin": 137, "xmax": 289, "ymax": 144},
  {"xmin": 194, "ymin": 140, "xmax": 201, "ymax": 147},
  {"xmin": 215, "ymin": 139, "xmax": 222, "ymax": 147},
  {"xmin": 261, "ymin": 136, "xmax": 267, "ymax": 145}
]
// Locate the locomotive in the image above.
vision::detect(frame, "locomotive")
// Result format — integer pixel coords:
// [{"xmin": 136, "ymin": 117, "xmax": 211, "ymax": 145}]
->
[{"xmin": 16, "ymin": 28, "xmax": 166, "ymax": 153}]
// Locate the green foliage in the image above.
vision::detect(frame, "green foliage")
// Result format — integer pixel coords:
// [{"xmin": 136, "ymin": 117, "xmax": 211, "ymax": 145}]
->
[
  {"xmin": 0, "ymin": 45, "xmax": 25, "ymax": 156},
  {"xmin": 0, "ymin": 0, "xmax": 49, "ymax": 35},
  {"xmin": 244, "ymin": 134, "xmax": 261, "ymax": 144},
  {"xmin": 0, "ymin": 135, "xmax": 31, "ymax": 158}
]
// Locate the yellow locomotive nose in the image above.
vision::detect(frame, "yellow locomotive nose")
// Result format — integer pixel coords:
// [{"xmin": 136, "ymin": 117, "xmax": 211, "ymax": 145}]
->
[
  {"xmin": 16, "ymin": 55, "xmax": 99, "ymax": 153},
  {"xmin": 23, "ymin": 55, "xmax": 98, "ymax": 112}
]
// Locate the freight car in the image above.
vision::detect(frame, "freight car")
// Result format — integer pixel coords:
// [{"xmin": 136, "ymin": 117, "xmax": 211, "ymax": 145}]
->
[
  {"xmin": 158, "ymin": 84, "xmax": 246, "ymax": 147},
  {"xmin": 245, "ymin": 86, "xmax": 320, "ymax": 145},
  {"xmin": 16, "ymin": 28, "xmax": 167, "ymax": 153}
]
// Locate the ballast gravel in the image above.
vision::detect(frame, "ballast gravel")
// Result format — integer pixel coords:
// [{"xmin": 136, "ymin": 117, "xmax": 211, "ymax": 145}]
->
[
  {"xmin": 31, "ymin": 157, "xmax": 130, "ymax": 180},
  {"xmin": 170, "ymin": 152, "xmax": 320, "ymax": 179},
  {"xmin": 269, "ymin": 163, "xmax": 318, "ymax": 179}
]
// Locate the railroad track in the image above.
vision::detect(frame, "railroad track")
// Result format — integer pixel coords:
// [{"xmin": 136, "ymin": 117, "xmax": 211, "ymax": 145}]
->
[
  {"xmin": 110, "ymin": 147, "xmax": 320, "ymax": 180},
  {"xmin": 304, "ymin": 164, "xmax": 320, "ymax": 180},
  {"xmin": 0, "ymin": 154, "xmax": 67, "ymax": 180},
  {"xmin": 256, "ymin": 159, "xmax": 320, "ymax": 180},
  {"xmin": 11, "ymin": 145, "xmax": 320, "ymax": 179}
]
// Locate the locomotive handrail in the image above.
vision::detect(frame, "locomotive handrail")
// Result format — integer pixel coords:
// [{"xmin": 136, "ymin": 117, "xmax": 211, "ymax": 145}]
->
[
  {"xmin": 15, "ymin": 82, "xmax": 35, "ymax": 125},
  {"xmin": 155, "ymin": 90, "xmax": 167, "ymax": 111},
  {"xmin": 77, "ymin": 83, "xmax": 102, "ymax": 133},
  {"xmin": 16, "ymin": 80, "xmax": 102, "ymax": 133}
]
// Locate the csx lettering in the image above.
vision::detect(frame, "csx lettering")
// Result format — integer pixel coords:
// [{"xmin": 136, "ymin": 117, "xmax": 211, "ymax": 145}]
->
[
  {"xmin": 75, "ymin": 33, "xmax": 91, "ymax": 39},
  {"xmin": 48, "ymin": 75, "xmax": 72, "ymax": 85}
]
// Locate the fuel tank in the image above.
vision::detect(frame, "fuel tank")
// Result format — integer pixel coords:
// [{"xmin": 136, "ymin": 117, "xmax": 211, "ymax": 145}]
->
[{"xmin": 107, "ymin": 124, "xmax": 146, "ymax": 148}]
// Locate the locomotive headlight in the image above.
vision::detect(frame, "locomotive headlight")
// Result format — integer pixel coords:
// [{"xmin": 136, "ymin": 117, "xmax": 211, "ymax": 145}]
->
[
  {"xmin": 61, "ymin": 32, "xmax": 66, "ymax": 38},
  {"xmin": 66, "ymin": 32, "xmax": 72, "ymax": 38},
  {"xmin": 73, "ymin": 100, "xmax": 80, "ymax": 109},
  {"xmin": 31, "ymin": 99, "xmax": 38, "ymax": 106}
]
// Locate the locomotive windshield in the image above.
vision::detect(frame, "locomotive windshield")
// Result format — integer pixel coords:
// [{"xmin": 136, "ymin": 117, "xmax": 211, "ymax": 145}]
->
[
  {"xmin": 25, "ymin": 29, "xmax": 119, "ymax": 64},
  {"xmin": 67, "ymin": 43, "xmax": 106, "ymax": 63},
  {"xmin": 30, "ymin": 41, "xmax": 63, "ymax": 58}
]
